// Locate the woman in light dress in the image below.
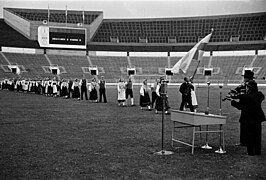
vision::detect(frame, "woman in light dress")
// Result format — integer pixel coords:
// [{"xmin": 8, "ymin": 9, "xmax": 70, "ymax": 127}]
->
[{"xmin": 117, "ymin": 78, "xmax": 126, "ymax": 106}]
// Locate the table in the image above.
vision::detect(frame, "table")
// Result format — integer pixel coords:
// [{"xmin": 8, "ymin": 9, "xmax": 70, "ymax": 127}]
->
[{"xmin": 171, "ymin": 110, "xmax": 227, "ymax": 154}]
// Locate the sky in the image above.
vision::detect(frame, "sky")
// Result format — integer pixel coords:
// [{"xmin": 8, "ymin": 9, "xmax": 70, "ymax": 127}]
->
[{"xmin": 1, "ymin": 0, "xmax": 266, "ymax": 19}]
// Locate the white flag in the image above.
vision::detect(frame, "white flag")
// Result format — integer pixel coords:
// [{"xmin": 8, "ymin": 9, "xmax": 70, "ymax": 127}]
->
[
  {"xmin": 171, "ymin": 32, "xmax": 212, "ymax": 74},
  {"xmin": 16, "ymin": 67, "xmax": 21, "ymax": 75}
]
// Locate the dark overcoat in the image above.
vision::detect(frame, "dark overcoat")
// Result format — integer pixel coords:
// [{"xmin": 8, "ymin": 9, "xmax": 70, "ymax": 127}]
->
[{"xmin": 231, "ymin": 91, "xmax": 265, "ymax": 124}]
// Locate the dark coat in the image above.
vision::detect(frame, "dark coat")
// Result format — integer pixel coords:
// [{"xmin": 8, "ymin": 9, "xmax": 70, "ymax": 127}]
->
[
  {"xmin": 231, "ymin": 91, "xmax": 265, "ymax": 124},
  {"xmin": 179, "ymin": 82, "xmax": 194, "ymax": 96}
]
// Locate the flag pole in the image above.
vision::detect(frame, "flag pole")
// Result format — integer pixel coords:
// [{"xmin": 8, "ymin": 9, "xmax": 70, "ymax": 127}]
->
[
  {"xmin": 47, "ymin": 4, "xmax": 50, "ymax": 25},
  {"xmin": 65, "ymin": 4, "xmax": 68, "ymax": 26},
  {"xmin": 82, "ymin": 8, "xmax": 85, "ymax": 25},
  {"xmin": 191, "ymin": 28, "xmax": 214, "ymax": 80},
  {"xmin": 191, "ymin": 60, "xmax": 200, "ymax": 81}
]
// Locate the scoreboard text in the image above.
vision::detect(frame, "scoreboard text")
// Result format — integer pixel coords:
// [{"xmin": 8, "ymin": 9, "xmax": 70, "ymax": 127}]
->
[{"xmin": 38, "ymin": 26, "xmax": 87, "ymax": 49}]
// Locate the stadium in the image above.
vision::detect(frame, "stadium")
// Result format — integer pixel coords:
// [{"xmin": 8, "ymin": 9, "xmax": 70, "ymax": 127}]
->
[{"xmin": 1, "ymin": 1, "xmax": 266, "ymax": 179}]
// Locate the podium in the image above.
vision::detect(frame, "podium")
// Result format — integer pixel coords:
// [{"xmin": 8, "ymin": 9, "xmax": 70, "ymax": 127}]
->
[{"xmin": 171, "ymin": 110, "xmax": 226, "ymax": 154}]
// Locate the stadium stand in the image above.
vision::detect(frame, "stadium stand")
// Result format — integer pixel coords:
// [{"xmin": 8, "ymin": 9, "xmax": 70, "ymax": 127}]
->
[
  {"xmin": 130, "ymin": 56, "xmax": 168, "ymax": 74},
  {"xmin": 90, "ymin": 56, "xmax": 129, "ymax": 81},
  {"xmin": 5, "ymin": 8, "xmax": 100, "ymax": 25},
  {"xmin": 0, "ymin": 53, "xmax": 11, "ymax": 78},
  {"xmin": 1, "ymin": 53, "xmax": 266, "ymax": 83},
  {"xmin": 252, "ymin": 55, "xmax": 266, "ymax": 81},
  {"xmin": 3, "ymin": 53, "xmax": 51, "ymax": 78},
  {"xmin": 209, "ymin": 56, "xmax": 254, "ymax": 83},
  {"xmin": 0, "ymin": 8, "xmax": 266, "ymax": 84},
  {"xmin": 92, "ymin": 12, "xmax": 266, "ymax": 44},
  {"xmin": 47, "ymin": 55, "xmax": 94, "ymax": 79}
]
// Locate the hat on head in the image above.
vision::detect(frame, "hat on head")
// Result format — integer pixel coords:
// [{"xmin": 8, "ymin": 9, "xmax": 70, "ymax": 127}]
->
[
  {"xmin": 246, "ymin": 80, "xmax": 258, "ymax": 90},
  {"xmin": 243, "ymin": 70, "xmax": 254, "ymax": 79}
]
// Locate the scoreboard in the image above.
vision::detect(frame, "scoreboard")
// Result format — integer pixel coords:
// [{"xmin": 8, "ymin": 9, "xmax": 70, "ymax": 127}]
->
[{"xmin": 38, "ymin": 26, "xmax": 87, "ymax": 49}]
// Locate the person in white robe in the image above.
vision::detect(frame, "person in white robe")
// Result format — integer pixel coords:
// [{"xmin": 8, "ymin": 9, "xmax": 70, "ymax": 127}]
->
[
  {"xmin": 189, "ymin": 77, "xmax": 198, "ymax": 112},
  {"xmin": 52, "ymin": 78, "xmax": 58, "ymax": 97},
  {"xmin": 117, "ymin": 78, "xmax": 126, "ymax": 106}
]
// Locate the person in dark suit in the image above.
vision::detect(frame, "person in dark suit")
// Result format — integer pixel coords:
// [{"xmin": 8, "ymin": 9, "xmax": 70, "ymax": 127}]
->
[
  {"xmin": 80, "ymin": 75, "xmax": 88, "ymax": 100},
  {"xmin": 230, "ymin": 80, "xmax": 265, "ymax": 156},
  {"xmin": 98, "ymin": 76, "xmax": 107, "ymax": 103},
  {"xmin": 179, "ymin": 77, "xmax": 194, "ymax": 112},
  {"xmin": 228, "ymin": 70, "xmax": 255, "ymax": 146}
]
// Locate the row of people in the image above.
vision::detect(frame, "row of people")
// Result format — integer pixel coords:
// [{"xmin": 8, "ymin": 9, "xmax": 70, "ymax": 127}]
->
[
  {"xmin": 0, "ymin": 76, "xmax": 107, "ymax": 103},
  {"xmin": 1, "ymin": 76, "xmax": 187, "ymax": 115},
  {"xmin": 117, "ymin": 77, "xmax": 170, "ymax": 114}
]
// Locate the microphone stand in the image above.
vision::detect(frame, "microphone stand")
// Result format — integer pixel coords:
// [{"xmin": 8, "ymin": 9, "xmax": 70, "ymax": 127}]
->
[
  {"xmin": 215, "ymin": 84, "xmax": 226, "ymax": 154},
  {"xmin": 154, "ymin": 81, "xmax": 174, "ymax": 155},
  {"xmin": 201, "ymin": 81, "xmax": 212, "ymax": 149}
]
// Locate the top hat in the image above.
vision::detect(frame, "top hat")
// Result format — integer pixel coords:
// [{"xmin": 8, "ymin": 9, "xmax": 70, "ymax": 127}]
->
[
  {"xmin": 246, "ymin": 80, "xmax": 258, "ymax": 90},
  {"xmin": 243, "ymin": 70, "xmax": 254, "ymax": 79}
]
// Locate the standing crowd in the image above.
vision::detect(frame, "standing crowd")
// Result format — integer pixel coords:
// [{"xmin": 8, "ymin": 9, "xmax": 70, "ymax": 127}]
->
[
  {"xmin": 0, "ymin": 76, "xmax": 107, "ymax": 103},
  {"xmin": 0, "ymin": 75, "xmax": 173, "ymax": 115},
  {"xmin": 117, "ymin": 76, "xmax": 170, "ymax": 114},
  {"xmin": 1, "ymin": 71, "xmax": 265, "ymax": 156}
]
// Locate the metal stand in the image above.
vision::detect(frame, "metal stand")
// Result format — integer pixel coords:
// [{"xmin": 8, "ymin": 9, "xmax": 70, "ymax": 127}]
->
[
  {"xmin": 219, "ymin": 84, "xmax": 223, "ymax": 115},
  {"xmin": 206, "ymin": 81, "xmax": 211, "ymax": 114},
  {"xmin": 201, "ymin": 125, "xmax": 213, "ymax": 149},
  {"xmin": 155, "ymin": 82, "xmax": 173, "ymax": 156},
  {"xmin": 215, "ymin": 125, "xmax": 226, "ymax": 154},
  {"xmin": 202, "ymin": 81, "xmax": 212, "ymax": 149},
  {"xmin": 215, "ymin": 84, "xmax": 226, "ymax": 154}
]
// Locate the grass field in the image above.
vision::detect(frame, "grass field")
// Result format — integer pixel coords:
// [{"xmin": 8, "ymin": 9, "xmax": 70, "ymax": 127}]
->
[{"xmin": 1, "ymin": 85, "xmax": 266, "ymax": 179}]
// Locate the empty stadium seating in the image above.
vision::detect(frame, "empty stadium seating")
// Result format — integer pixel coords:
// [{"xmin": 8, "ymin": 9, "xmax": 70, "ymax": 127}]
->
[
  {"xmin": 89, "ymin": 56, "xmax": 129, "ymax": 81},
  {"xmin": 6, "ymin": 8, "xmax": 99, "ymax": 25},
  {"xmin": 252, "ymin": 55, "xmax": 266, "ymax": 80},
  {"xmin": 47, "ymin": 55, "xmax": 93, "ymax": 80},
  {"xmin": 3, "ymin": 53, "xmax": 51, "ymax": 78},
  {"xmin": 0, "ymin": 53, "xmax": 12, "ymax": 78},
  {"xmin": 92, "ymin": 12, "xmax": 266, "ymax": 43},
  {"xmin": 1, "ymin": 52, "xmax": 265, "ymax": 84},
  {"xmin": 210, "ymin": 56, "xmax": 254, "ymax": 83},
  {"xmin": 130, "ymin": 56, "xmax": 168, "ymax": 74}
]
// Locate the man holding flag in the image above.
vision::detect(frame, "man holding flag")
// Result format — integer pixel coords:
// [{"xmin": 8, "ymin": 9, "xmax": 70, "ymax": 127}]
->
[{"xmin": 171, "ymin": 29, "xmax": 213, "ymax": 74}]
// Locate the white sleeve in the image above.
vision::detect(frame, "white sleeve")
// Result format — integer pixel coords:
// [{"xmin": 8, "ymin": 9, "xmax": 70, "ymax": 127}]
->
[
  {"xmin": 140, "ymin": 86, "xmax": 144, "ymax": 96},
  {"xmin": 156, "ymin": 84, "xmax": 160, "ymax": 96}
]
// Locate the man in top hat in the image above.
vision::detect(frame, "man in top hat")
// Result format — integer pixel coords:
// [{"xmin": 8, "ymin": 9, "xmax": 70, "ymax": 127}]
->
[
  {"xmin": 230, "ymin": 70, "xmax": 255, "ymax": 146},
  {"xmin": 230, "ymin": 80, "xmax": 265, "ymax": 155},
  {"xmin": 234, "ymin": 70, "xmax": 255, "ymax": 96}
]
